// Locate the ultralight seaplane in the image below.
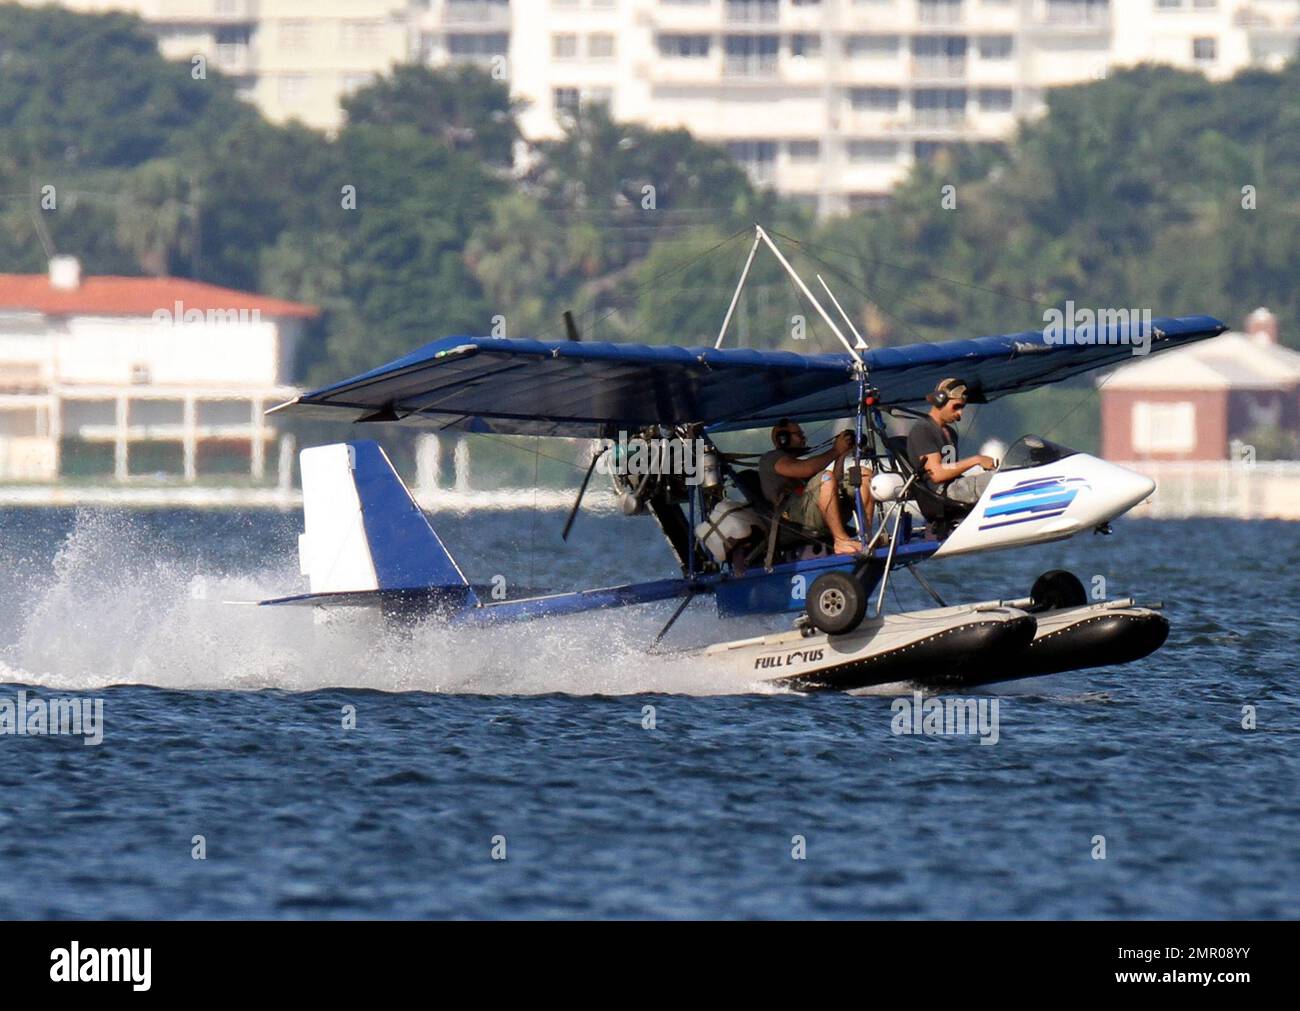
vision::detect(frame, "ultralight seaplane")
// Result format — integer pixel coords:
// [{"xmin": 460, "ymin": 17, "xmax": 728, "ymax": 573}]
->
[{"xmin": 261, "ymin": 226, "xmax": 1226, "ymax": 692}]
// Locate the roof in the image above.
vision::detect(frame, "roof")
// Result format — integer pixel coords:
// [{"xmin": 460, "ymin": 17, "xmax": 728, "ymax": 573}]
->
[
  {"xmin": 271, "ymin": 314, "xmax": 1225, "ymax": 438},
  {"xmin": 1101, "ymin": 331, "xmax": 1300, "ymax": 391},
  {"xmin": 0, "ymin": 274, "xmax": 319, "ymax": 320}
]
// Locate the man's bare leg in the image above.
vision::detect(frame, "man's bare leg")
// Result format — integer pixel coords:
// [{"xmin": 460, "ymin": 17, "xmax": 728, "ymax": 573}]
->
[
  {"xmin": 857, "ymin": 469, "xmax": 875, "ymax": 538},
  {"xmin": 818, "ymin": 471, "xmax": 860, "ymax": 556}
]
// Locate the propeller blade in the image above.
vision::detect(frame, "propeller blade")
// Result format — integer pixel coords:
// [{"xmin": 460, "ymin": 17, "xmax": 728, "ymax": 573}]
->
[
  {"xmin": 563, "ymin": 310, "xmax": 582, "ymax": 342},
  {"xmin": 561, "ymin": 450, "xmax": 602, "ymax": 541}
]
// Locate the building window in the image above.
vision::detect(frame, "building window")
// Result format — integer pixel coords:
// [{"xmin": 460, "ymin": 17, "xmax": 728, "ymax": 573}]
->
[
  {"xmin": 913, "ymin": 88, "xmax": 968, "ymax": 125},
  {"xmin": 214, "ymin": 26, "xmax": 250, "ymax": 67},
  {"xmin": 726, "ymin": 0, "xmax": 780, "ymax": 23},
  {"xmin": 790, "ymin": 34, "xmax": 822, "ymax": 59},
  {"xmin": 847, "ymin": 139, "xmax": 900, "ymax": 162},
  {"xmin": 917, "ymin": 0, "xmax": 963, "ymax": 24},
  {"xmin": 724, "ymin": 35, "xmax": 779, "ymax": 76},
  {"xmin": 1193, "ymin": 37, "xmax": 1217, "ymax": 63},
  {"xmin": 339, "ymin": 20, "xmax": 381, "ymax": 50},
  {"xmin": 1047, "ymin": 0, "xmax": 1109, "ymax": 21},
  {"xmin": 978, "ymin": 87, "xmax": 1013, "ymax": 111},
  {"xmin": 658, "ymin": 34, "xmax": 710, "ymax": 58},
  {"xmin": 787, "ymin": 140, "xmax": 821, "ymax": 161},
  {"xmin": 726, "ymin": 140, "xmax": 778, "ymax": 163},
  {"xmin": 552, "ymin": 34, "xmax": 578, "ymax": 60},
  {"xmin": 977, "ymin": 36, "xmax": 1013, "ymax": 60},
  {"xmin": 279, "ymin": 20, "xmax": 310, "ymax": 50},
  {"xmin": 447, "ymin": 33, "xmax": 509, "ymax": 58},
  {"xmin": 850, "ymin": 87, "xmax": 900, "ymax": 110},
  {"xmin": 588, "ymin": 33, "xmax": 616, "ymax": 59},
  {"xmin": 1132, "ymin": 401, "xmax": 1196, "ymax": 454},
  {"xmin": 844, "ymin": 35, "xmax": 900, "ymax": 58},
  {"xmin": 913, "ymin": 34, "xmax": 967, "ymax": 77},
  {"xmin": 553, "ymin": 87, "xmax": 580, "ymax": 115}
]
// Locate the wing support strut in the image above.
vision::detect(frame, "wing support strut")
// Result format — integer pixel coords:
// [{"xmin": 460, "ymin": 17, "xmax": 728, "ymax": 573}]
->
[{"xmin": 714, "ymin": 225, "xmax": 865, "ymax": 365}]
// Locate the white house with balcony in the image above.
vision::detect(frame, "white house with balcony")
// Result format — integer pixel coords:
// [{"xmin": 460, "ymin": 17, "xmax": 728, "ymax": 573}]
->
[{"xmin": 0, "ymin": 257, "xmax": 318, "ymax": 483}]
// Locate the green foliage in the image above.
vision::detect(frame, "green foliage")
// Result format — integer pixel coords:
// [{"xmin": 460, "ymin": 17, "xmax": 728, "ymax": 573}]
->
[
  {"xmin": 341, "ymin": 63, "xmax": 519, "ymax": 168},
  {"xmin": 0, "ymin": 5, "xmax": 253, "ymax": 171},
  {"xmin": 1238, "ymin": 424, "xmax": 1299, "ymax": 461},
  {"xmin": 323, "ymin": 125, "xmax": 503, "ymax": 376},
  {"xmin": 464, "ymin": 191, "xmax": 576, "ymax": 337}
]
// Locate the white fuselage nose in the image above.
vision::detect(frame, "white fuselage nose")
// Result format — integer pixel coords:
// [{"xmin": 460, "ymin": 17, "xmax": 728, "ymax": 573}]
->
[{"xmin": 932, "ymin": 454, "xmax": 1155, "ymax": 558}]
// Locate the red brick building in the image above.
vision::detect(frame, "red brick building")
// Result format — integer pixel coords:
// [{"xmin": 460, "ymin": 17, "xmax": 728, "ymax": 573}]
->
[{"xmin": 1101, "ymin": 309, "xmax": 1300, "ymax": 461}]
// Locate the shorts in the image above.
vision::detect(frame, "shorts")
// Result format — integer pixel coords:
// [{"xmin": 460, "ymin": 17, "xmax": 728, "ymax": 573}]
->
[
  {"xmin": 943, "ymin": 472, "xmax": 994, "ymax": 505},
  {"xmin": 786, "ymin": 482, "xmax": 828, "ymax": 532},
  {"xmin": 783, "ymin": 469, "xmax": 856, "ymax": 533}
]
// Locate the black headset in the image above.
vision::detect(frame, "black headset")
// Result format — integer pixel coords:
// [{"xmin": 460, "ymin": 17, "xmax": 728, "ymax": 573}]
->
[
  {"xmin": 775, "ymin": 417, "xmax": 794, "ymax": 450},
  {"xmin": 927, "ymin": 379, "xmax": 968, "ymax": 409}
]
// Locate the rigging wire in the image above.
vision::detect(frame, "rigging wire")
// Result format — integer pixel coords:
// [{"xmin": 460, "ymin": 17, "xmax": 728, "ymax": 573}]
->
[
  {"xmin": 768, "ymin": 228, "xmax": 1052, "ymax": 312},
  {"xmin": 528, "ymin": 225, "xmax": 753, "ymax": 343},
  {"xmin": 764, "ymin": 229, "xmax": 1103, "ymax": 447}
]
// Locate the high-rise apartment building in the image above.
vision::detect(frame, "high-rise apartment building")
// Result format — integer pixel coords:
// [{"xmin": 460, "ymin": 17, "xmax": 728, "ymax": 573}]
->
[
  {"xmin": 20, "ymin": 1, "xmax": 1300, "ymax": 213},
  {"xmin": 20, "ymin": 1, "xmax": 413, "ymax": 129},
  {"xmin": 420, "ymin": 0, "xmax": 1300, "ymax": 213}
]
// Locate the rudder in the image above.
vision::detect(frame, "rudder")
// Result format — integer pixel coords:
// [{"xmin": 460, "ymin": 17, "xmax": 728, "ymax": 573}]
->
[{"xmin": 297, "ymin": 441, "xmax": 477, "ymax": 607}]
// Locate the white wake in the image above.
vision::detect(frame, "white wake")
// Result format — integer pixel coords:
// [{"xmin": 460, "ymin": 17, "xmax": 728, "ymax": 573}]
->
[{"xmin": 2, "ymin": 511, "xmax": 786, "ymax": 696}]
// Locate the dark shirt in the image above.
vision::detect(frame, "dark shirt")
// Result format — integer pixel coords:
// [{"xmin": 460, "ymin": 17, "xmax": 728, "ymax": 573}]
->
[
  {"xmin": 758, "ymin": 448, "xmax": 800, "ymax": 504},
  {"xmin": 906, "ymin": 416, "xmax": 958, "ymax": 489}
]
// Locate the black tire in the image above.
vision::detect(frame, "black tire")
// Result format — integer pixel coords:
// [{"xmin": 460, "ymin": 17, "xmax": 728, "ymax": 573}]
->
[
  {"xmin": 806, "ymin": 571, "xmax": 868, "ymax": 635},
  {"xmin": 1029, "ymin": 569, "xmax": 1088, "ymax": 611}
]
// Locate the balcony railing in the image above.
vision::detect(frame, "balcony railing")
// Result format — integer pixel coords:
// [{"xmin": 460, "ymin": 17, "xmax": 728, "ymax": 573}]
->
[
  {"xmin": 725, "ymin": 0, "xmax": 780, "ymax": 25},
  {"xmin": 151, "ymin": 0, "xmax": 259, "ymax": 23},
  {"xmin": 912, "ymin": 57, "xmax": 967, "ymax": 79},
  {"xmin": 723, "ymin": 55, "xmax": 780, "ymax": 77},
  {"xmin": 444, "ymin": 1, "xmax": 511, "ymax": 27},
  {"xmin": 913, "ymin": 109, "xmax": 968, "ymax": 128},
  {"xmin": 1034, "ymin": 1, "xmax": 1111, "ymax": 29},
  {"xmin": 916, "ymin": 1, "xmax": 965, "ymax": 26}
]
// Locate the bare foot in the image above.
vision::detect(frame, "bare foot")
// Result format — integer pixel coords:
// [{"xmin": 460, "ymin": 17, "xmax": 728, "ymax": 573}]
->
[{"xmin": 833, "ymin": 538, "xmax": 861, "ymax": 556}]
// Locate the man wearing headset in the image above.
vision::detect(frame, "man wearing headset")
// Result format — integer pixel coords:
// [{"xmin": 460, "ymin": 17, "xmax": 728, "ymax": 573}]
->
[
  {"xmin": 758, "ymin": 419, "xmax": 873, "ymax": 556},
  {"xmin": 907, "ymin": 377, "xmax": 998, "ymax": 505}
]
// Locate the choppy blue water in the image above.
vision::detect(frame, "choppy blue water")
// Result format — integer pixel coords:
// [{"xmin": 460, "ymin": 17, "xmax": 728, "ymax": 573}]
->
[{"xmin": 0, "ymin": 507, "xmax": 1296, "ymax": 918}]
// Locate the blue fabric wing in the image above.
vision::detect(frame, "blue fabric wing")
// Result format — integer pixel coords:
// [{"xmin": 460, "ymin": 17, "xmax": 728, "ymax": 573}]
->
[{"xmin": 270, "ymin": 315, "xmax": 1225, "ymax": 437}]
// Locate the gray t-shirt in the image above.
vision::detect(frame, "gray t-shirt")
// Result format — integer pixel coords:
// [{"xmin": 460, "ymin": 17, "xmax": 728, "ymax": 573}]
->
[
  {"xmin": 758, "ymin": 448, "xmax": 799, "ymax": 504},
  {"xmin": 906, "ymin": 416, "xmax": 957, "ymax": 489}
]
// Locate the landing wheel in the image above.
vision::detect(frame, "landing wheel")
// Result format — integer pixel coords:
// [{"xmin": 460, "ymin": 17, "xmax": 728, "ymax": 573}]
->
[
  {"xmin": 806, "ymin": 571, "xmax": 868, "ymax": 636},
  {"xmin": 1030, "ymin": 569, "xmax": 1087, "ymax": 611}
]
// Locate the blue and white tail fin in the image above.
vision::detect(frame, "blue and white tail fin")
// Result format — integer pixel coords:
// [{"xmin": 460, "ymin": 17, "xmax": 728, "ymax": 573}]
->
[{"xmin": 293, "ymin": 441, "xmax": 478, "ymax": 607}]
